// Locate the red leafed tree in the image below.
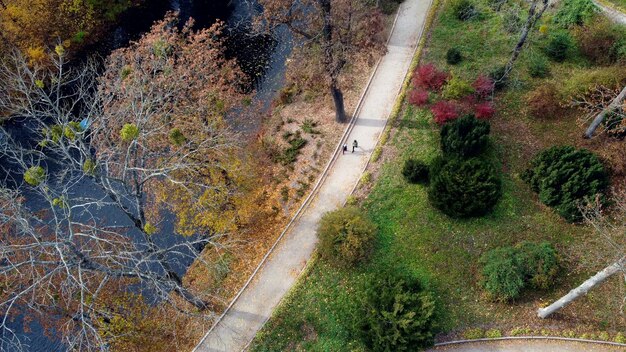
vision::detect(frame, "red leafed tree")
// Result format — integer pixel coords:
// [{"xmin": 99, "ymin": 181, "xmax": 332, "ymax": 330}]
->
[
  {"xmin": 472, "ymin": 75, "xmax": 495, "ymax": 99},
  {"xmin": 408, "ymin": 88, "xmax": 429, "ymax": 106},
  {"xmin": 258, "ymin": 0, "xmax": 385, "ymax": 122},
  {"xmin": 431, "ymin": 100, "xmax": 459, "ymax": 124},
  {"xmin": 475, "ymin": 101, "xmax": 496, "ymax": 119},
  {"xmin": 412, "ymin": 63, "xmax": 449, "ymax": 91}
]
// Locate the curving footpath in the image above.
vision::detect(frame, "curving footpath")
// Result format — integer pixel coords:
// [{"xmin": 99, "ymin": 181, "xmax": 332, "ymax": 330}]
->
[
  {"xmin": 193, "ymin": 0, "xmax": 431, "ymax": 350},
  {"xmin": 594, "ymin": 0, "xmax": 626, "ymax": 24},
  {"xmin": 428, "ymin": 338, "xmax": 626, "ymax": 352}
]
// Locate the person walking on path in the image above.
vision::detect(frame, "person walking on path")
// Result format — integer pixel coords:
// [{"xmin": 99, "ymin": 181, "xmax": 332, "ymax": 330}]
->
[
  {"xmin": 342, "ymin": 143, "xmax": 348, "ymax": 154},
  {"xmin": 352, "ymin": 140, "xmax": 358, "ymax": 153}
]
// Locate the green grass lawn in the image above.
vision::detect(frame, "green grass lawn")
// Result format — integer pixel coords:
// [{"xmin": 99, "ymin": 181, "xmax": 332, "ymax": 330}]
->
[{"xmin": 250, "ymin": 1, "xmax": 626, "ymax": 350}]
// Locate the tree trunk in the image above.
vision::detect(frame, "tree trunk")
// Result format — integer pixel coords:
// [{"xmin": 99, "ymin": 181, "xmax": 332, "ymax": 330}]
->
[
  {"xmin": 331, "ymin": 81, "xmax": 347, "ymax": 123},
  {"xmin": 584, "ymin": 85, "xmax": 626, "ymax": 138},
  {"xmin": 501, "ymin": 0, "xmax": 549, "ymax": 81},
  {"xmin": 174, "ymin": 285, "xmax": 209, "ymax": 311},
  {"xmin": 317, "ymin": 0, "xmax": 347, "ymax": 123},
  {"xmin": 538, "ymin": 256, "xmax": 626, "ymax": 318}
]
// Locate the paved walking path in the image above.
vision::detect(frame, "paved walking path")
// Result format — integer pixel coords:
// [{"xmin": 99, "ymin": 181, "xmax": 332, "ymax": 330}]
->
[
  {"xmin": 429, "ymin": 338, "xmax": 626, "ymax": 352},
  {"xmin": 594, "ymin": 0, "xmax": 626, "ymax": 24},
  {"xmin": 193, "ymin": 0, "xmax": 431, "ymax": 350}
]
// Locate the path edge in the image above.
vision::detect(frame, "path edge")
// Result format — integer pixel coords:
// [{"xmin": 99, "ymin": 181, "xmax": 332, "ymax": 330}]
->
[
  {"xmin": 244, "ymin": 0, "xmax": 441, "ymax": 349},
  {"xmin": 349, "ymin": 0, "xmax": 441, "ymax": 197},
  {"xmin": 192, "ymin": 5, "xmax": 404, "ymax": 352},
  {"xmin": 433, "ymin": 336, "xmax": 626, "ymax": 348}
]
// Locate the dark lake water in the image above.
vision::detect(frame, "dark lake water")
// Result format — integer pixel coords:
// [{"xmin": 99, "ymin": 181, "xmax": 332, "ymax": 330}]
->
[{"xmin": 1, "ymin": 0, "xmax": 291, "ymax": 350}]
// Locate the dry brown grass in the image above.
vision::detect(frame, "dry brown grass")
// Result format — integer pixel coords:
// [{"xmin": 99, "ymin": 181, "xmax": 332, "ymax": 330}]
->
[{"xmin": 173, "ymin": 18, "xmax": 388, "ymax": 352}]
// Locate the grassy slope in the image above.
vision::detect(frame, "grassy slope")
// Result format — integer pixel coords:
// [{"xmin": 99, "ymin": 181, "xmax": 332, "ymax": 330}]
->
[{"xmin": 251, "ymin": 1, "xmax": 626, "ymax": 350}]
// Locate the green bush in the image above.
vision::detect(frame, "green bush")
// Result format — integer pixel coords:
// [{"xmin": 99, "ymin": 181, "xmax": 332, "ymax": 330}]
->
[
  {"xmin": 317, "ymin": 207, "xmax": 376, "ymax": 267},
  {"xmin": 480, "ymin": 246, "xmax": 525, "ymax": 301},
  {"xmin": 120, "ymin": 123, "xmax": 139, "ymax": 142},
  {"xmin": 527, "ymin": 52, "xmax": 550, "ymax": 78},
  {"xmin": 554, "ymin": 0, "xmax": 598, "ymax": 28},
  {"xmin": 451, "ymin": 0, "xmax": 478, "ymax": 21},
  {"xmin": 485, "ymin": 329, "xmax": 502, "ymax": 338},
  {"xmin": 428, "ymin": 157, "xmax": 502, "ymax": 218},
  {"xmin": 463, "ymin": 328, "xmax": 485, "ymax": 339},
  {"xmin": 442, "ymin": 75, "xmax": 474, "ymax": 100},
  {"xmin": 402, "ymin": 159, "xmax": 430, "ymax": 184},
  {"xmin": 515, "ymin": 242, "xmax": 559, "ymax": 290},
  {"xmin": 440, "ymin": 115, "xmax": 490, "ymax": 158},
  {"xmin": 24, "ymin": 166, "xmax": 46, "ymax": 186},
  {"xmin": 480, "ymin": 242, "xmax": 559, "ymax": 301},
  {"xmin": 446, "ymin": 47, "xmax": 463, "ymax": 65},
  {"xmin": 356, "ymin": 272, "xmax": 436, "ymax": 351},
  {"xmin": 544, "ymin": 31, "xmax": 575, "ymax": 62},
  {"xmin": 522, "ymin": 146, "xmax": 609, "ymax": 222}
]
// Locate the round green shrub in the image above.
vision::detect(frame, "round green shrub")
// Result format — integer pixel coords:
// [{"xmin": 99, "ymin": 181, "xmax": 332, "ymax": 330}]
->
[
  {"xmin": 527, "ymin": 53, "xmax": 550, "ymax": 78},
  {"xmin": 428, "ymin": 157, "xmax": 502, "ymax": 218},
  {"xmin": 451, "ymin": 0, "xmax": 478, "ymax": 21},
  {"xmin": 440, "ymin": 115, "xmax": 490, "ymax": 158},
  {"xmin": 317, "ymin": 206, "xmax": 376, "ymax": 267},
  {"xmin": 516, "ymin": 241, "xmax": 559, "ymax": 290},
  {"xmin": 402, "ymin": 159, "xmax": 430, "ymax": 184},
  {"xmin": 120, "ymin": 123, "xmax": 140, "ymax": 142},
  {"xmin": 553, "ymin": 0, "xmax": 598, "ymax": 28},
  {"xmin": 521, "ymin": 146, "xmax": 609, "ymax": 222},
  {"xmin": 446, "ymin": 47, "xmax": 463, "ymax": 65},
  {"xmin": 480, "ymin": 246, "xmax": 525, "ymax": 301},
  {"xmin": 24, "ymin": 166, "xmax": 46, "ymax": 186},
  {"xmin": 480, "ymin": 242, "xmax": 559, "ymax": 301},
  {"xmin": 442, "ymin": 75, "xmax": 474, "ymax": 99},
  {"xmin": 544, "ymin": 31, "xmax": 575, "ymax": 62},
  {"xmin": 356, "ymin": 272, "xmax": 436, "ymax": 351}
]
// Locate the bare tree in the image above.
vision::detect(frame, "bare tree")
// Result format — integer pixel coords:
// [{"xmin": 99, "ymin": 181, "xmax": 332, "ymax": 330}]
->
[
  {"xmin": 0, "ymin": 15, "xmax": 253, "ymax": 351},
  {"xmin": 582, "ymin": 85, "xmax": 626, "ymax": 138},
  {"xmin": 538, "ymin": 195, "xmax": 626, "ymax": 319},
  {"xmin": 497, "ymin": 0, "xmax": 550, "ymax": 83},
  {"xmin": 258, "ymin": 0, "xmax": 385, "ymax": 122}
]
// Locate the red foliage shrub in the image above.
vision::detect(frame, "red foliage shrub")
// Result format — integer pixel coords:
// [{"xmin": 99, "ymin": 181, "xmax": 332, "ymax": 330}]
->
[
  {"xmin": 475, "ymin": 101, "xmax": 496, "ymax": 119},
  {"xmin": 408, "ymin": 89, "xmax": 429, "ymax": 106},
  {"xmin": 431, "ymin": 101, "xmax": 459, "ymax": 125},
  {"xmin": 526, "ymin": 83, "xmax": 562, "ymax": 118},
  {"xmin": 413, "ymin": 63, "xmax": 449, "ymax": 91},
  {"xmin": 472, "ymin": 75, "xmax": 495, "ymax": 99}
]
